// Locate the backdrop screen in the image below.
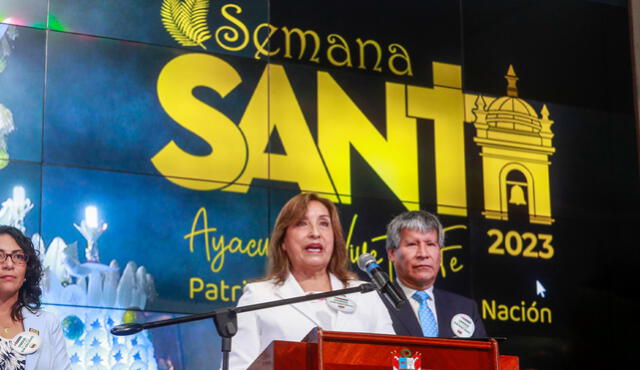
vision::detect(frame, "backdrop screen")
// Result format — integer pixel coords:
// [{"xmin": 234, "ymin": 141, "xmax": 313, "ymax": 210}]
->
[{"xmin": 0, "ymin": 0, "xmax": 637, "ymax": 369}]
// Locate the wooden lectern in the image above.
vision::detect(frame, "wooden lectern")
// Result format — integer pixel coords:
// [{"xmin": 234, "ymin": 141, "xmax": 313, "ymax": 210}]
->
[{"xmin": 248, "ymin": 328, "xmax": 519, "ymax": 370}]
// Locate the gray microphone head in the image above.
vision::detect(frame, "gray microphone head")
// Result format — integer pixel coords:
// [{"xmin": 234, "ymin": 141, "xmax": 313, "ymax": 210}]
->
[{"xmin": 357, "ymin": 253, "xmax": 376, "ymax": 272}]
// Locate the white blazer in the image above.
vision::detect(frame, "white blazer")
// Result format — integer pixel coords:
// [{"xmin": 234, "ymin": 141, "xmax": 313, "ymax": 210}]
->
[
  {"xmin": 228, "ymin": 273, "xmax": 395, "ymax": 369},
  {"xmin": 22, "ymin": 308, "xmax": 71, "ymax": 370}
]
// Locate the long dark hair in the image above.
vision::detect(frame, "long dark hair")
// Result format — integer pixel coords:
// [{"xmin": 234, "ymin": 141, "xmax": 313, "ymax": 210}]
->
[{"xmin": 0, "ymin": 225, "xmax": 42, "ymax": 321}]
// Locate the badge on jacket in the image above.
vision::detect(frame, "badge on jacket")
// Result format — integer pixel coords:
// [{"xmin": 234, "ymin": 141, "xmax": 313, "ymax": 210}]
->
[
  {"xmin": 450, "ymin": 313, "xmax": 475, "ymax": 338},
  {"xmin": 326, "ymin": 295, "xmax": 356, "ymax": 313},
  {"xmin": 12, "ymin": 330, "xmax": 42, "ymax": 355}
]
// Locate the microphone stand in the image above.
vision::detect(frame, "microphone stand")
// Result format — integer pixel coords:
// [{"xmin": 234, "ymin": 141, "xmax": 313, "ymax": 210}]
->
[{"xmin": 111, "ymin": 283, "xmax": 376, "ymax": 370}]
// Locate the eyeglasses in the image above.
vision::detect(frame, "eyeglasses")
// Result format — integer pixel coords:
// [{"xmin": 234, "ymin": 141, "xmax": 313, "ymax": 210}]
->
[{"xmin": 0, "ymin": 251, "xmax": 29, "ymax": 265}]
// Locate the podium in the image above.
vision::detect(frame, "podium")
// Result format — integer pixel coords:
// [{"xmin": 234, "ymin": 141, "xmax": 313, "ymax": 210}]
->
[{"xmin": 248, "ymin": 327, "xmax": 519, "ymax": 370}]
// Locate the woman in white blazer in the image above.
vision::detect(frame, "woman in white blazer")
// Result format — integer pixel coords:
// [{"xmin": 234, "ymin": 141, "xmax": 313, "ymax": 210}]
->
[
  {"xmin": 21, "ymin": 308, "xmax": 70, "ymax": 370},
  {"xmin": 228, "ymin": 193, "xmax": 395, "ymax": 369},
  {"xmin": 0, "ymin": 226, "xmax": 70, "ymax": 370}
]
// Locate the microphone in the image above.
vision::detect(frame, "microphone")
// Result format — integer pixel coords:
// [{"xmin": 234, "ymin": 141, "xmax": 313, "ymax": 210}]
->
[
  {"xmin": 110, "ymin": 323, "xmax": 144, "ymax": 336},
  {"xmin": 357, "ymin": 253, "xmax": 406, "ymax": 309}
]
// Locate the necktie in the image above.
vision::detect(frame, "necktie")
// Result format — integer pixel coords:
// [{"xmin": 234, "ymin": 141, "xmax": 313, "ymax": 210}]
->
[{"xmin": 412, "ymin": 291, "xmax": 438, "ymax": 337}]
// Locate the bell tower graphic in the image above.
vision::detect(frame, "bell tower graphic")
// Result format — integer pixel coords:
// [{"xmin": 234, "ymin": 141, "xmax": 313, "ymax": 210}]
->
[{"xmin": 471, "ymin": 65, "xmax": 555, "ymax": 225}]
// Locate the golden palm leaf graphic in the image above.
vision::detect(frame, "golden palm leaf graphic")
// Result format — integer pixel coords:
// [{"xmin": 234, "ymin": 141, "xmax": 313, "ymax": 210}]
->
[{"xmin": 161, "ymin": 0, "xmax": 212, "ymax": 50}]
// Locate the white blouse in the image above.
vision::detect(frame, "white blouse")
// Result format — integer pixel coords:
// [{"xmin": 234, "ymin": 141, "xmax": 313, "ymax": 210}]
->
[{"xmin": 0, "ymin": 336, "xmax": 26, "ymax": 370}]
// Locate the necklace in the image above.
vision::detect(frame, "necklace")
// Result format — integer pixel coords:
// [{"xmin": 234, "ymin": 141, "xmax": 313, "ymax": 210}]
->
[{"xmin": 2, "ymin": 327, "xmax": 8, "ymax": 334}]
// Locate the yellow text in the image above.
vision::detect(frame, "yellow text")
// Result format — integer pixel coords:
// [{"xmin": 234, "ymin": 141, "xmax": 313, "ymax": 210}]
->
[
  {"xmin": 487, "ymin": 228, "xmax": 554, "ymax": 259},
  {"xmin": 482, "ymin": 299, "xmax": 552, "ymax": 324},
  {"xmin": 189, "ymin": 277, "xmax": 247, "ymax": 302},
  {"xmin": 154, "ymin": 53, "xmax": 466, "ymax": 214},
  {"xmin": 183, "ymin": 207, "xmax": 269, "ymax": 273},
  {"xmin": 217, "ymin": 3, "xmax": 412, "ymax": 75}
]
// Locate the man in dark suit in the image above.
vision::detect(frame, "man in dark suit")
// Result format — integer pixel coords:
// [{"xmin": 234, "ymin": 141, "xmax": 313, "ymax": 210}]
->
[{"xmin": 383, "ymin": 210, "xmax": 487, "ymax": 338}]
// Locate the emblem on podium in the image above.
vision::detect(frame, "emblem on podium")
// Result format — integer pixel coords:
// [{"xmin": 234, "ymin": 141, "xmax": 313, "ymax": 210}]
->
[{"xmin": 392, "ymin": 349, "xmax": 422, "ymax": 370}]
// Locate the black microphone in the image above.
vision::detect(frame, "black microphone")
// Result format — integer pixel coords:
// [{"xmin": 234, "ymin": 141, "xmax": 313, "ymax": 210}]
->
[
  {"xmin": 111, "ymin": 323, "xmax": 144, "ymax": 336},
  {"xmin": 357, "ymin": 253, "xmax": 406, "ymax": 309}
]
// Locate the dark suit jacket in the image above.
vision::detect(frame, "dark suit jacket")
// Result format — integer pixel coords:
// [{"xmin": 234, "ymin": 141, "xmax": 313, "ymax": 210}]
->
[{"xmin": 380, "ymin": 283, "xmax": 487, "ymax": 338}]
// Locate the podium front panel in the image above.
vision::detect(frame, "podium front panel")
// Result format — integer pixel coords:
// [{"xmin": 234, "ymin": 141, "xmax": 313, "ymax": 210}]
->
[
  {"xmin": 313, "ymin": 330, "xmax": 499, "ymax": 370},
  {"xmin": 248, "ymin": 329, "xmax": 512, "ymax": 370}
]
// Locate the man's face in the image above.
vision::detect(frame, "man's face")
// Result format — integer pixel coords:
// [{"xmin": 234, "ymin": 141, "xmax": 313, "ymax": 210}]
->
[{"xmin": 388, "ymin": 228, "xmax": 441, "ymax": 290}]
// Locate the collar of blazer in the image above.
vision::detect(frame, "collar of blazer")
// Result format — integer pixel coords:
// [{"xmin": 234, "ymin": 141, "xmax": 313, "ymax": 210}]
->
[
  {"xmin": 273, "ymin": 273, "xmax": 348, "ymax": 329},
  {"xmin": 389, "ymin": 281, "xmax": 424, "ymax": 337},
  {"xmin": 21, "ymin": 307, "xmax": 43, "ymax": 369}
]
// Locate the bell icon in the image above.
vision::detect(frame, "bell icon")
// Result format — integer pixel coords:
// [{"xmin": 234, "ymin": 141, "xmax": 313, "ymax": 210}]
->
[{"xmin": 509, "ymin": 185, "xmax": 527, "ymax": 205}]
